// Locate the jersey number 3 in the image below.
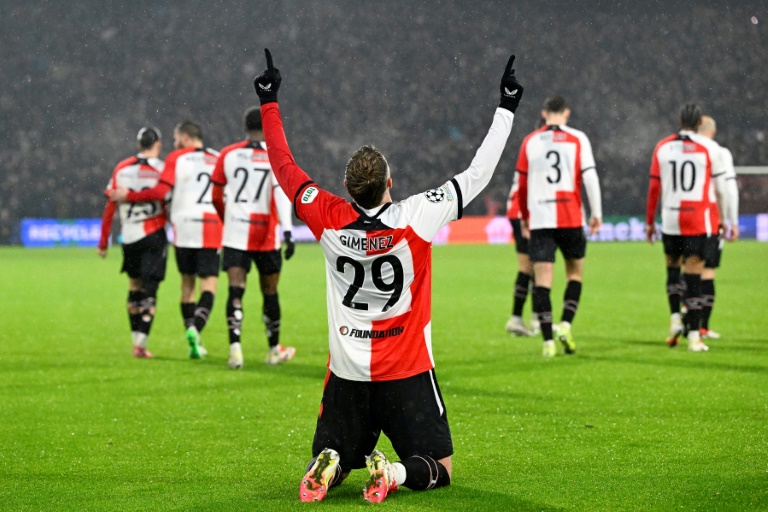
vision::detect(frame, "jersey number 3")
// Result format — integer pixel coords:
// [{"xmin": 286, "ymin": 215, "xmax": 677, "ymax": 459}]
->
[{"xmin": 336, "ymin": 255, "xmax": 404, "ymax": 312}]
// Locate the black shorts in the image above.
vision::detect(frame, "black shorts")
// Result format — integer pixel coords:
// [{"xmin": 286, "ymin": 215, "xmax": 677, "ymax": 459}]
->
[
  {"xmin": 662, "ymin": 234, "xmax": 709, "ymax": 261},
  {"xmin": 704, "ymin": 235, "xmax": 724, "ymax": 269},
  {"xmin": 312, "ymin": 369, "xmax": 453, "ymax": 470},
  {"xmin": 221, "ymin": 247, "xmax": 282, "ymax": 275},
  {"xmin": 510, "ymin": 219, "xmax": 529, "ymax": 255},
  {"xmin": 174, "ymin": 247, "xmax": 221, "ymax": 277},
  {"xmin": 529, "ymin": 227, "xmax": 586, "ymax": 263},
  {"xmin": 121, "ymin": 228, "xmax": 168, "ymax": 282}
]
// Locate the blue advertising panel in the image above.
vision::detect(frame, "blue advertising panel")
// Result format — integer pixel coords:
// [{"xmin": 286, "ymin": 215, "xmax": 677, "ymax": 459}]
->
[{"xmin": 21, "ymin": 219, "xmax": 103, "ymax": 247}]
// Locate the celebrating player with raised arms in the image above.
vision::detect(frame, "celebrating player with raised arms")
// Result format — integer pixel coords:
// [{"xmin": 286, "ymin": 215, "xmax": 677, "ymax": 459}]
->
[
  {"xmin": 111, "ymin": 121, "xmax": 223, "ymax": 359},
  {"xmin": 211, "ymin": 107, "xmax": 297, "ymax": 369},
  {"xmin": 646, "ymin": 104, "xmax": 729, "ymax": 352},
  {"xmin": 517, "ymin": 96, "xmax": 602, "ymax": 358},
  {"xmin": 99, "ymin": 127, "xmax": 167, "ymax": 358},
  {"xmin": 252, "ymin": 49, "xmax": 523, "ymax": 503}
]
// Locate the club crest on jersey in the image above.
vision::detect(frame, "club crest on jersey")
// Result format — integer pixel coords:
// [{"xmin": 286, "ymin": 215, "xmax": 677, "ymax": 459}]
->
[
  {"xmin": 425, "ymin": 188, "xmax": 446, "ymax": 203},
  {"xmin": 301, "ymin": 186, "xmax": 319, "ymax": 204}
]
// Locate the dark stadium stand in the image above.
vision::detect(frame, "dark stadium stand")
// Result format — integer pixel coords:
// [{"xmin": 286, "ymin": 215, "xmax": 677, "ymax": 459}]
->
[{"xmin": 1, "ymin": 1, "xmax": 766, "ymax": 243}]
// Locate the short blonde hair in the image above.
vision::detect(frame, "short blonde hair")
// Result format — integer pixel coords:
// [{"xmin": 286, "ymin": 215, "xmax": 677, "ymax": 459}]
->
[{"xmin": 345, "ymin": 145, "xmax": 389, "ymax": 209}]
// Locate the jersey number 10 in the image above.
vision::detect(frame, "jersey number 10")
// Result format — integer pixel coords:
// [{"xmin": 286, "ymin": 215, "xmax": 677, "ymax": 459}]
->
[{"xmin": 669, "ymin": 160, "xmax": 696, "ymax": 192}]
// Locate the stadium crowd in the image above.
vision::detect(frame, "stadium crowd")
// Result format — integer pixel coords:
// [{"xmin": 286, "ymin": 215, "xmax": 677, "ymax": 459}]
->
[{"xmin": 2, "ymin": 0, "xmax": 766, "ymax": 244}]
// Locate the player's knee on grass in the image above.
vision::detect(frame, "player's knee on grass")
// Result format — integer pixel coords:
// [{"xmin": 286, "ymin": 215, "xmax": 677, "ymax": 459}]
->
[{"xmin": 399, "ymin": 455, "xmax": 451, "ymax": 490}]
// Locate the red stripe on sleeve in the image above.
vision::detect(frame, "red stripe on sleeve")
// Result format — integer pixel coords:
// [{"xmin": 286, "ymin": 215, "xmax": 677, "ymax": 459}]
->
[
  {"xmin": 646, "ymin": 177, "xmax": 660, "ymax": 226},
  {"xmin": 99, "ymin": 200, "xmax": 117, "ymax": 250},
  {"xmin": 127, "ymin": 181, "xmax": 171, "ymax": 202},
  {"xmin": 261, "ymin": 103, "xmax": 313, "ymax": 202},
  {"xmin": 518, "ymin": 170, "xmax": 529, "ymax": 220}
]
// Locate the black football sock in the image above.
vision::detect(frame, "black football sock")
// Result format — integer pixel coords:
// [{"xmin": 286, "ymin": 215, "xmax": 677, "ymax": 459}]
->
[
  {"xmin": 532, "ymin": 286, "xmax": 553, "ymax": 341},
  {"xmin": 666, "ymin": 267, "xmax": 682, "ymax": 314},
  {"xmin": 227, "ymin": 286, "xmax": 245, "ymax": 345},
  {"xmin": 512, "ymin": 272, "xmax": 531, "ymax": 317},
  {"xmin": 138, "ymin": 295, "xmax": 157, "ymax": 336},
  {"xmin": 701, "ymin": 279, "xmax": 715, "ymax": 330},
  {"xmin": 682, "ymin": 274, "xmax": 702, "ymax": 333},
  {"xmin": 263, "ymin": 293, "xmax": 281, "ymax": 348},
  {"xmin": 181, "ymin": 302, "xmax": 195, "ymax": 330},
  {"xmin": 561, "ymin": 280, "xmax": 582, "ymax": 324},
  {"xmin": 398, "ymin": 455, "xmax": 451, "ymax": 490},
  {"xmin": 194, "ymin": 291, "xmax": 215, "ymax": 333},
  {"xmin": 127, "ymin": 290, "xmax": 144, "ymax": 334}
]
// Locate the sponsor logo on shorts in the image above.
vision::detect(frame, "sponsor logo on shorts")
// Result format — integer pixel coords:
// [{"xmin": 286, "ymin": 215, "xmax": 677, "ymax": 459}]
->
[
  {"xmin": 301, "ymin": 186, "xmax": 319, "ymax": 204},
  {"xmin": 339, "ymin": 326, "xmax": 349, "ymax": 335}
]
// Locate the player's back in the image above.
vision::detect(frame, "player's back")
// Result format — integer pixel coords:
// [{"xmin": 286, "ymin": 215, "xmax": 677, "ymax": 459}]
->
[
  {"xmin": 165, "ymin": 147, "xmax": 222, "ymax": 248},
  {"xmin": 299, "ymin": 182, "xmax": 462, "ymax": 383},
  {"xmin": 216, "ymin": 140, "xmax": 280, "ymax": 251},
  {"xmin": 651, "ymin": 131, "xmax": 722, "ymax": 236},
  {"xmin": 110, "ymin": 156, "xmax": 166, "ymax": 244},
  {"xmin": 518, "ymin": 125, "xmax": 595, "ymax": 229}
]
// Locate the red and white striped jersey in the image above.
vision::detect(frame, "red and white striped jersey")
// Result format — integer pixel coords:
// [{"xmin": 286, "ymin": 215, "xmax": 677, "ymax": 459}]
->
[
  {"xmin": 648, "ymin": 131, "xmax": 727, "ymax": 236},
  {"xmin": 261, "ymin": 103, "xmax": 515, "ymax": 382},
  {"xmin": 104, "ymin": 156, "xmax": 166, "ymax": 244},
  {"xmin": 211, "ymin": 140, "xmax": 292, "ymax": 252},
  {"xmin": 505, "ymin": 171, "xmax": 521, "ymax": 220},
  {"xmin": 517, "ymin": 125, "xmax": 598, "ymax": 229},
  {"xmin": 161, "ymin": 147, "xmax": 223, "ymax": 249}
]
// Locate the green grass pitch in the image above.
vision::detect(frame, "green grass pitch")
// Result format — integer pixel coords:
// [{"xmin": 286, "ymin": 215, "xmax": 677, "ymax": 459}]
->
[{"xmin": 1, "ymin": 242, "xmax": 767, "ymax": 511}]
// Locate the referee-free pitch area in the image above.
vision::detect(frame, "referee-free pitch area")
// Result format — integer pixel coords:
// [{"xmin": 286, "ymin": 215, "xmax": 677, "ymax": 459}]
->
[{"xmin": 1, "ymin": 242, "xmax": 766, "ymax": 511}]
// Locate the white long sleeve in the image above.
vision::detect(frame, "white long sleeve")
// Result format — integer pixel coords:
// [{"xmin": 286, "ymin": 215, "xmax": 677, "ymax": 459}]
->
[
  {"xmin": 274, "ymin": 184, "xmax": 293, "ymax": 233},
  {"xmin": 582, "ymin": 169, "xmax": 602, "ymax": 219},
  {"xmin": 720, "ymin": 146, "xmax": 739, "ymax": 226},
  {"xmin": 452, "ymin": 108, "xmax": 515, "ymax": 208}
]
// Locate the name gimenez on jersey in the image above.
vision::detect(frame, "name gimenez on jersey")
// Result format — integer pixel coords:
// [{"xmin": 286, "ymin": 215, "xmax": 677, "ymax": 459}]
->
[
  {"xmin": 339, "ymin": 326, "xmax": 405, "ymax": 338},
  {"xmin": 339, "ymin": 234, "xmax": 394, "ymax": 251}
]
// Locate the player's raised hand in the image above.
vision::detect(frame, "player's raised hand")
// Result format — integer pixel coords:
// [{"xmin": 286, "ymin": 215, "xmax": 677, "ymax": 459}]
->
[
  {"xmin": 499, "ymin": 55, "xmax": 524, "ymax": 113},
  {"xmin": 254, "ymin": 48, "xmax": 281, "ymax": 105}
]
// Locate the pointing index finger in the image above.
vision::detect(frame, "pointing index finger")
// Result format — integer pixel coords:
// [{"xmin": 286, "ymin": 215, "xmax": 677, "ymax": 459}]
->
[
  {"xmin": 505, "ymin": 54, "xmax": 516, "ymax": 75},
  {"xmin": 265, "ymin": 48, "xmax": 274, "ymax": 71}
]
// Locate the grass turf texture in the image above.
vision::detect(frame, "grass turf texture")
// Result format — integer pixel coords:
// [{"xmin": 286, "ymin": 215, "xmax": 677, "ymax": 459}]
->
[{"xmin": 1, "ymin": 242, "xmax": 767, "ymax": 511}]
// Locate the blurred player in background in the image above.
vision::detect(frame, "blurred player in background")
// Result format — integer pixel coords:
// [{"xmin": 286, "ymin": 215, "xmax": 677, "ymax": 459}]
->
[
  {"xmin": 695, "ymin": 115, "xmax": 739, "ymax": 339},
  {"xmin": 254, "ymin": 49, "xmax": 522, "ymax": 503},
  {"xmin": 112, "ymin": 121, "xmax": 222, "ymax": 359},
  {"xmin": 518, "ymin": 96, "xmax": 602, "ymax": 358},
  {"xmin": 211, "ymin": 107, "xmax": 297, "ymax": 369},
  {"xmin": 504, "ymin": 169, "xmax": 539, "ymax": 336},
  {"xmin": 99, "ymin": 127, "xmax": 167, "ymax": 358},
  {"xmin": 645, "ymin": 104, "xmax": 729, "ymax": 352}
]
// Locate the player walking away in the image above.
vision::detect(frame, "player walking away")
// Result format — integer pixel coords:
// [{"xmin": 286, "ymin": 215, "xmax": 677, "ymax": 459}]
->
[
  {"xmin": 111, "ymin": 121, "xmax": 223, "ymax": 359},
  {"xmin": 211, "ymin": 107, "xmax": 297, "ymax": 369},
  {"xmin": 98, "ymin": 127, "xmax": 167, "ymax": 358},
  {"xmin": 517, "ymin": 96, "xmax": 602, "ymax": 358},
  {"xmin": 504, "ymin": 170, "xmax": 540, "ymax": 336},
  {"xmin": 645, "ymin": 104, "xmax": 729, "ymax": 352},
  {"xmin": 694, "ymin": 115, "xmax": 739, "ymax": 339},
  {"xmin": 253, "ymin": 49, "xmax": 523, "ymax": 503}
]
